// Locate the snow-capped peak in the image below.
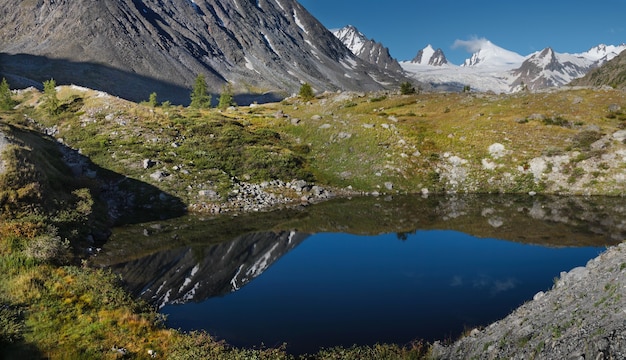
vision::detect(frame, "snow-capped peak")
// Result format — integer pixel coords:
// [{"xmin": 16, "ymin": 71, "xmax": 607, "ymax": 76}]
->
[
  {"xmin": 332, "ymin": 25, "xmax": 367, "ymax": 56},
  {"xmin": 410, "ymin": 44, "xmax": 448, "ymax": 66},
  {"xmin": 412, "ymin": 44, "xmax": 435, "ymax": 64},
  {"xmin": 578, "ymin": 43, "xmax": 626, "ymax": 62},
  {"xmin": 455, "ymin": 38, "xmax": 525, "ymax": 69}
]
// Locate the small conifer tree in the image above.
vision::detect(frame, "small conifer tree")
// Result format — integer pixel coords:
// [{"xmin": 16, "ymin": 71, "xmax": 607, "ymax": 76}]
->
[
  {"xmin": 42, "ymin": 79, "xmax": 60, "ymax": 115},
  {"xmin": 217, "ymin": 83, "xmax": 235, "ymax": 109},
  {"xmin": 190, "ymin": 74, "xmax": 212, "ymax": 109},
  {"xmin": 400, "ymin": 81, "xmax": 416, "ymax": 95},
  {"xmin": 298, "ymin": 82, "xmax": 314, "ymax": 101},
  {"xmin": 0, "ymin": 77, "xmax": 15, "ymax": 110},
  {"xmin": 148, "ymin": 92, "xmax": 158, "ymax": 107}
]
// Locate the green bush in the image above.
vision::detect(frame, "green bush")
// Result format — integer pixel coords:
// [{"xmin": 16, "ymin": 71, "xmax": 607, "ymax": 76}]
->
[
  {"xmin": 400, "ymin": 82, "xmax": 416, "ymax": 95},
  {"xmin": 572, "ymin": 130, "xmax": 603, "ymax": 150}
]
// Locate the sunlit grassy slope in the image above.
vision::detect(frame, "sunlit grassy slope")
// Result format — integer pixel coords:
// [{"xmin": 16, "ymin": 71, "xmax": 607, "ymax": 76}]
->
[{"xmin": 19, "ymin": 86, "xmax": 626, "ymax": 209}]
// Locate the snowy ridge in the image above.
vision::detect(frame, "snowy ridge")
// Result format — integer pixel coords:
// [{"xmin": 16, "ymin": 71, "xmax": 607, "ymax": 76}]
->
[
  {"xmin": 333, "ymin": 25, "xmax": 367, "ymax": 56},
  {"xmin": 332, "ymin": 25, "xmax": 403, "ymax": 72},
  {"xmin": 402, "ymin": 38, "xmax": 626, "ymax": 93},
  {"xmin": 457, "ymin": 39, "xmax": 525, "ymax": 69}
]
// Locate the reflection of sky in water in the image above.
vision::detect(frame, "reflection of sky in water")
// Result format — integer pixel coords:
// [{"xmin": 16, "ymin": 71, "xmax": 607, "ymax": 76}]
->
[{"xmin": 163, "ymin": 230, "xmax": 603, "ymax": 355}]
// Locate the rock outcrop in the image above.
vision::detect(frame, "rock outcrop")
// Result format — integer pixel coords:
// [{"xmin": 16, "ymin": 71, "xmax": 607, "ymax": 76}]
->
[{"xmin": 434, "ymin": 242, "xmax": 626, "ymax": 359}]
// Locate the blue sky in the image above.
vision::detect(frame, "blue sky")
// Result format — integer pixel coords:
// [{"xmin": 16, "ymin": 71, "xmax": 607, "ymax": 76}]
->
[{"xmin": 298, "ymin": 0, "xmax": 626, "ymax": 65}]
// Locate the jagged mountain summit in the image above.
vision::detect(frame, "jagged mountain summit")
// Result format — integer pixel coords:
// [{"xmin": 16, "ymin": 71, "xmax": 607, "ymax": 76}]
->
[
  {"xmin": 410, "ymin": 45, "xmax": 448, "ymax": 66},
  {"xmin": 511, "ymin": 44, "xmax": 626, "ymax": 91},
  {"xmin": 0, "ymin": 0, "xmax": 402, "ymax": 105},
  {"xmin": 332, "ymin": 25, "xmax": 402, "ymax": 72}
]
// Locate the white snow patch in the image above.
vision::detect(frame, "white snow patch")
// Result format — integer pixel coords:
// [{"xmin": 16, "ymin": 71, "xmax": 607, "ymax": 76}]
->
[
  {"xmin": 246, "ymin": 243, "xmax": 280, "ymax": 278},
  {"xmin": 178, "ymin": 277, "xmax": 192, "ymax": 293},
  {"xmin": 293, "ymin": 10, "xmax": 308, "ymax": 34},
  {"xmin": 263, "ymin": 33, "xmax": 279, "ymax": 55},
  {"xmin": 160, "ymin": 289, "xmax": 172, "ymax": 309},
  {"xmin": 155, "ymin": 280, "xmax": 167, "ymax": 295},
  {"xmin": 340, "ymin": 57, "xmax": 357, "ymax": 70},
  {"xmin": 190, "ymin": 264, "xmax": 200, "ymax": 277},
  {"xmin": 231, "ymin": 264, "xmax": 244, "ymax": 291},
  {"xmin": 182, "ymin": 282, "xmax": 200, "ymax": 302},
  {"xmin": 244, "ymin": 57, "xmax": 255, "ymax": 71}
]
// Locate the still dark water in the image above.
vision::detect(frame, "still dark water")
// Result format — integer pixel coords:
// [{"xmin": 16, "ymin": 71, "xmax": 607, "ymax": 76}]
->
[
  {"xmin": 161, "ymin": 231, "xmax": 600, "ymax": 353},
  {"xmin": 97, "ymin": 195, "xmax": 626, "ymax": 355}
]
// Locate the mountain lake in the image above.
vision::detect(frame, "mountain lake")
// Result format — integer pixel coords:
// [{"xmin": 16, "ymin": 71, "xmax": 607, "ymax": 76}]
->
[{"xmin": 93, "ymin": 194, "xmax": 626, "ymax": 354}]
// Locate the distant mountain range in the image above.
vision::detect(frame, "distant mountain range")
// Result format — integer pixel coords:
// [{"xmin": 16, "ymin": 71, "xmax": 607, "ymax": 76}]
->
[
  {"xmin": 0, "ymin": 0, "xmax": 404, "ymax": 105},
  {"xmin": 0, "ymin": 1, "xmax": 623, "ymax": 101},
  {"xmin": 333, "ymin": 26, "xmax": 626, "ymax": 93}
]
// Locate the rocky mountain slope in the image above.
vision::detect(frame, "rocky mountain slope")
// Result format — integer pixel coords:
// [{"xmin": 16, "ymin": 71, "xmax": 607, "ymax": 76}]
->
[
  {"xmin": 332, "ymin": 25, "xmax": 402, "ymax": 72},
  {"xmin": 0, "ymin": 0, "xmax": 402, "ymax": 105},
  {"xmin": 571, "ymin": 49, "xmax": 626, "ymax": 89}
]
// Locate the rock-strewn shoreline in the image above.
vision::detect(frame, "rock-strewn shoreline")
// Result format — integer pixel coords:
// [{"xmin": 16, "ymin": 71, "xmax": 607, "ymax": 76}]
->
[{"xmin": 433, "ymin": 242, "xmax": 626, "ymax": 360}]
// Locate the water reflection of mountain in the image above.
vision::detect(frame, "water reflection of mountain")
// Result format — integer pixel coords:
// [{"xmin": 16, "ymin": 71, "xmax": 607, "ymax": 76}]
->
[
  {"xmin": 96, "ymin": 194, "xmax": 626, "ymax": 307},
  {"xmin": 108, "ymin": 231, "xmax": 308, "ymax": 308}
]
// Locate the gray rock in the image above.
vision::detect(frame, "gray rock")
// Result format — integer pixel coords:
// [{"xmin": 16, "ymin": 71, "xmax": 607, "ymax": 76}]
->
[
  {"xmin": 150, "ymin": 170, "xmax": 167, "ymax": 181},
  {"xmin": 608, "ymin": 104, "xmax": 621, "ymax": 113},
  {"xmin": 528, "ymin": 113, "xmax": 546, "ymax": 121},
  {"xmin": 612, "ymin": 130, "xmax": 626, "ymax": 142},
  {"xmin": 143, "ymin": 159, "xmax": 156, "ymax": 169}
]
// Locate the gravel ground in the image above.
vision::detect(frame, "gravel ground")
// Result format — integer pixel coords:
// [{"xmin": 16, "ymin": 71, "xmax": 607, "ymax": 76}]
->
[{"xmin": 432, "ymin": 242, "xmax": 626, "ymax": 359}]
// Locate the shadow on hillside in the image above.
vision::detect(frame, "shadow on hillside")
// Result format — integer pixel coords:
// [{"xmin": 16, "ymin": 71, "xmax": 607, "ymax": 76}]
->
[
  {"xmin": 7, "ymin": 123, "xmax": 186, "ymax": 226},
  {"xmin": 0, "ymin": 53, "xmax": 285, "ymax": 106}
]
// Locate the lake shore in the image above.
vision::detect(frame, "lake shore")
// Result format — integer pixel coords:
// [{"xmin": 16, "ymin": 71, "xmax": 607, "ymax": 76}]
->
[{"xmin": 432, "ymin": 241, "xmax": 626, "ymax": 359}]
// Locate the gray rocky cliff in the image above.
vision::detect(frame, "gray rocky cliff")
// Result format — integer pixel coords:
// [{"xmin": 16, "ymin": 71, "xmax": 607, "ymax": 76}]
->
[
  {"xmin": 0, "ymin": 0, "xmax": 403, "ymax": 104},
  {"xmin": 333, "ymin": 25, "xmax": 403, "ymax": 72}
]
